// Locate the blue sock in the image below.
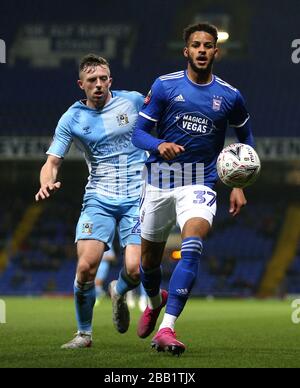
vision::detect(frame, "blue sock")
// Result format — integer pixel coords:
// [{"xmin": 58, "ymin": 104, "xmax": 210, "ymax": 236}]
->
[
  {"xmin": 95, "ymin": 285, "xmax": 105, "ymax": 298},
  {"xmin": 166, "ymin": 237, "xmax": 203, "ymax": 317},
  {"xmin": 74, "ymin": 278, "xmax": 96, "ymax": 333},
  {"xmin": 116, "ymin": 268, "xmax": 140, "ymax": 296},
  {"xmin": 140, "ymin": 265, "xmax": 162, "ymax": 297},
  {"xmin": 95, "ymin": 260, "xmax": 110, "ymax": 298},
  {"xmin": 97, "ymin": 260, "xmax": 110, "ymax": 283}
]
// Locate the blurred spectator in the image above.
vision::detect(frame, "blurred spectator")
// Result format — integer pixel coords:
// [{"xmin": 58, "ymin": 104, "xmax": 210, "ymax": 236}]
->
[
  {"xmin": 10, "ymin": 270, "xmax": 26, "ymax": 288},
  {"xmin": 231, "ymin": 278, "xmax": 255, "ymax": 293},
  {"xmin": 221, "ymin": 256, "xmax": 236, "ymax": 277},
  {"xmin": 44, "ymin": 278, "xmax": 57, "ymax": 293},
  {"xmin": 207, "ymin": 255, "xmax": 220, "ymax": 275}
]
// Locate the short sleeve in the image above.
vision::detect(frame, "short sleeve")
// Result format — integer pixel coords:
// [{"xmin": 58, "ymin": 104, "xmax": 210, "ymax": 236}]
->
[
  {"xmin": 228, "ymin": 91, "xmax": 250, "ymax": 128},
  {"xmin": 139, "ymin": 78, "xmax": 167, "ymax": 122},
  {"xmin": 133, "ymin": 92, "xmax": 145, "ymax": 112},
  {"xmin": 47, "ymin": 113, "xmax": 73, "ymax": 158}
]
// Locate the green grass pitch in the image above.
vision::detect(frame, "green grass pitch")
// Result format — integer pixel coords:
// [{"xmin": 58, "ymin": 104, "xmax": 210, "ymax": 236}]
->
[{"xmin": 0, "ymin": 297, "xmax": 299, "ymax": 368}]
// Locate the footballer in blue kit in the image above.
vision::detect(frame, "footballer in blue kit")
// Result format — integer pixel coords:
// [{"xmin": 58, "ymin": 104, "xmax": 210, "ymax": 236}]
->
[
  {"xmin": 35, "ymin": 55, "xmax": 147, "ymax": 348},
  {"xmin": 132, "ymin": 23, "xmax": 255, "ymax": 355}
]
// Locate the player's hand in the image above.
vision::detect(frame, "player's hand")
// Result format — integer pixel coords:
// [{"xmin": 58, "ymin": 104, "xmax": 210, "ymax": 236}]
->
[
  {"xmin": 158, "ymin": 142, "xmax": 185, "ymax": 161},
  {"xmin": 229, "ymin": 188, "xmax": 247, "ymax": 217},
  {"xmin": 35, "ymin": 182, "xmax": 62, "ymax": 202}
]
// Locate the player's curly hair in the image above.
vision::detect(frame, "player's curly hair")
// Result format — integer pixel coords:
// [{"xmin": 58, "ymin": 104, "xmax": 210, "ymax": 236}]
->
[
  {"xmin": 183, "ymin": 23, "xmax": 218, "ymax": 45},
  {"xmin": 79, "ymin": 54, "xmax": 110, "ymax": 75}
]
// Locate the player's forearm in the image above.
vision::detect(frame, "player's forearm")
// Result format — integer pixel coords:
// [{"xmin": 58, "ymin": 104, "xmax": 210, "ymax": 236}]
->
[
  {"xmin": 132, "ymin": 127, "xmax": 165, "ymax": 152},
  {"xmin": 132, "ymin": 116, "xmax": 165, "ymax": 153},
  {"xmin": 235, "ymin": 120, "xmax": 255, "ymax": 148},
  {"xmin": 40, "ymin": 160, "xmax": 61, "ymax": 186}
]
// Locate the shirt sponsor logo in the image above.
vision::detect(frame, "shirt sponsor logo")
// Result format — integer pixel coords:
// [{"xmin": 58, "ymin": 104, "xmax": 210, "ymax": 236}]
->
[{"xmin": 176, "ymin": 111, "xmax": 214, "ymax": 137}]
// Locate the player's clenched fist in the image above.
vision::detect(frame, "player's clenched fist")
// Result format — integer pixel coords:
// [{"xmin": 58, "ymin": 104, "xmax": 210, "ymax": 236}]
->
[
  {"xmin": 158, "ymin": 142, "xmax": 185, "ymax": 161},
  {"xmin": 35, "ymin": 182, "xmax": 62, "ymax": 202}
]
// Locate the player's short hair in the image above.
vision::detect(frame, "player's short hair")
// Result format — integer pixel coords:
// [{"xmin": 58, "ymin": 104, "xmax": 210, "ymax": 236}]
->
[
  {"xmin": 183, "ymin": 23, "xmax": 218, "ymax": 45},
  {"xmin": 79, "ymin": 54, "xmax": 110, "ymax": 76}
]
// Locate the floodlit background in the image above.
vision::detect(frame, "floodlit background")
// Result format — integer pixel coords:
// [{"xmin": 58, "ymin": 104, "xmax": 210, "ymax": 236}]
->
[{"xmin": 0, "ymin": 0, "xmax": 300, "ymax": 369}]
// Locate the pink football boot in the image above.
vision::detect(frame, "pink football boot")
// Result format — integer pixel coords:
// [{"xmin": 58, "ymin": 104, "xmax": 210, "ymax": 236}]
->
[
  {"xmin": 151, "ymin": 327, "xmax": 186, "ymax": 356},
  {"xmin": 137, "ymin": 289, "xmax": 168, "ymax": 339}
]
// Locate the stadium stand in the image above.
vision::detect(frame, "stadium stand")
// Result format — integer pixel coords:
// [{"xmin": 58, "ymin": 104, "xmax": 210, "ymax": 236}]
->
[
  {"xmin": 0, "ymin": 0, "xmax": 299, "ymax": 298},
  {"xmin": 0, "ymin": 0, "xmax": 300, "ymax": 136},
  {"xmin": 0, "ymin": 192, "xmax": 288, "ymax": 297}
]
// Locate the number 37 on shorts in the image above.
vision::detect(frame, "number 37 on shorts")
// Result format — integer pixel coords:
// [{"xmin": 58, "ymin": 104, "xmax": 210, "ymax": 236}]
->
[
  {"xmin": 183, "ymin": 188, "xmax": 217, "ymax": 227},
  {"xmin": 193, "ymin": 190, "xmax": 217, "ymax": 207}
]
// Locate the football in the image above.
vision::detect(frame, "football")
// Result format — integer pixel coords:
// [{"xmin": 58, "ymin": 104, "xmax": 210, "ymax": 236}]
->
[{"xmin": 217, "ymin": 143, "xmax": 261, "ymax": 188}]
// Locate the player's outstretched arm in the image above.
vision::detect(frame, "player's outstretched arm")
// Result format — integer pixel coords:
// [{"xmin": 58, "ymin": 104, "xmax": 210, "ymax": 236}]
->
[
  {"xmin": 229, "ymin": 188, "xmax": 247, "ymax": 217},
  {"xmin": 35, "ymin": 155, "xmax": 63, "ymax": 202}
]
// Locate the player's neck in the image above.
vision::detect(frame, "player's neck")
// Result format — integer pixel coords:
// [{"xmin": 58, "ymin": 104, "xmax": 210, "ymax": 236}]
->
[
  {"xmin": 87, "ymin": 92, "xmax": 112, "ymax": 110},
  {"xmin": 187, "ymin": 67, "xmax": 213, "ymax": 85}
]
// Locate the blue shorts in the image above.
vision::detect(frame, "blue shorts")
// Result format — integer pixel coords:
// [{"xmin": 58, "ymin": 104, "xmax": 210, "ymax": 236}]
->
[
  {"xmin": 75, "ymin": 193, "xmax": 141, "ymax": 250},
  {"xmin": 96, "ymin": 260, "xmax": 110, "ymax": 281}
]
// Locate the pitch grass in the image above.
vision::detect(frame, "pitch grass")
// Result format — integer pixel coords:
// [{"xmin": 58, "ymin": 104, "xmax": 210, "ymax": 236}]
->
[{"xmin": 0, "ymin": 297, "xmax": 300, "ymax": 368}]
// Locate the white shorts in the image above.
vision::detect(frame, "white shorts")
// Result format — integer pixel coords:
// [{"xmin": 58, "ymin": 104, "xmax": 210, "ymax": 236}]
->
[{"xmin": 140, "ymin": 184, "xmax": 217, "ymax": 242}]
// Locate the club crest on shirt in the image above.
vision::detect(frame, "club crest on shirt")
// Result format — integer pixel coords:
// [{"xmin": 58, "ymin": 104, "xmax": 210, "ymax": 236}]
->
[
  {"xmin": 82, "ymin": 223, "xmax": 93, "ymax": 235},
  {"xmin": 117, "ymin": 113, "xmax": 129, "ymax": 126},
  {"xmin": 212, "ymin": 96, "xmax": 223, "ymax": 111}
]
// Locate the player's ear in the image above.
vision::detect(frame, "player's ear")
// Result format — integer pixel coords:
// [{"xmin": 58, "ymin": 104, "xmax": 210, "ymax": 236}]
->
[
  {"xmin": 77, "ymin": 79, "xmax": 84, "ymax": 90},
  {"xmin": 214, "ymin": 47, "xmax": 219, "ymax": 59},
  {"xmin": 183, "ymin": 47, "xmax": 188, "ymax": 58}
]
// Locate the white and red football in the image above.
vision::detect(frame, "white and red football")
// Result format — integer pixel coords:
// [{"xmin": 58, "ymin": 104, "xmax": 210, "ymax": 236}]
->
[{"xmin": 217, "ymin": 143, "xmax": 261, "ymax": 188}]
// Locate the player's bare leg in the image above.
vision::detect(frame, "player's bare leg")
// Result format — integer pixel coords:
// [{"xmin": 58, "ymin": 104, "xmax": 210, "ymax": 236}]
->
[
  {"xmin": 109, "ymin": 244, "xmax": 141, "ymax": 334},
  {"xmin": 153, "ymin": 218, "xmax": 211, "ymax": 355},
  {"xmin": 181, "ymin": 217, "xmax": 211, "ymax": 240},
  {"xmin": 62, "ymin": 240, "xmax": 105, "ymax": 349},
  {"xmin": 137, "ymin": 239, "xmax": 168, "ymax": 338}
]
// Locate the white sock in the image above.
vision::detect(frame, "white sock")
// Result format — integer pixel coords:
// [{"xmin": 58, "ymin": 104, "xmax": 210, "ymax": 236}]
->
[
  {"xmin": 113, "ymin": 282, "xmax": 121, "ymax": 296},
  {"xmin": 159, "ymin": 313, "xmax": 177, "ymax": 331},
  {"xmin": 148, "ymin": 291, "xmax": 162, "ymax": 310}
]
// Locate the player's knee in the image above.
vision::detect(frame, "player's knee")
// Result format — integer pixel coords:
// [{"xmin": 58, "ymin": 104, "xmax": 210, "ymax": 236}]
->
[
  {"xmin": 142, "ymin": 248, "xmax": 163, "ymax": 270},
  {"xmin": 77, "ymin": 259, "xmax": 97, "ymax": 279}
]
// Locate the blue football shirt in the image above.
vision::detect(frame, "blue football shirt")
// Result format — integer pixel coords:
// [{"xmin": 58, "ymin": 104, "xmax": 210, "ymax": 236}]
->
[
  {"xmin": 136, "ymin": 70, "xmax": 253, "ymax": 189},
  {"xmin": 47, "ymin": 91, "xmax": 148, "ymax": 199}
]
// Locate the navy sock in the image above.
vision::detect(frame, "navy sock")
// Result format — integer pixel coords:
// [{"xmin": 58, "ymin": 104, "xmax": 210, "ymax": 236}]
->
[
  {"xmin": 140, "ymin": 265, "xmax": 162, "ymax": 297},
  {"xmin": 74, "ymin": 278, "xmax": 96, "ymax": 333},
  {"xmin": 166, "ymin": 237, "xmax": 203, "ymax": 317}
]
